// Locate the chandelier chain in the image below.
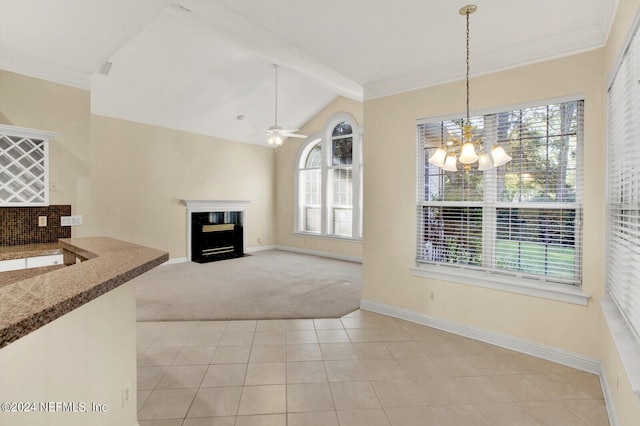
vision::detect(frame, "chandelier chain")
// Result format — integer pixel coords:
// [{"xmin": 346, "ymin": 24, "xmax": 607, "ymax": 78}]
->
[{"xmin": 465, "ymin": 9, "xmax": 470, "ymax": 125}]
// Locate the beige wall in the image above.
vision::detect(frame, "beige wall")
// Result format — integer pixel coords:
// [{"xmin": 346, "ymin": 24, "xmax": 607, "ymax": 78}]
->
[
  {"xmin": 363, "ymin": 2, "xmax": 640, "ymax": 422},
  {"xmin": 0, "ymin": 70, "xmax": 93, "ymax": 233},
  {"xmin": 89, "ymin": 115, "xmax": 276, "ymax": 259},
  {"xmin": 600, "ymin": 1, "xmax": 640, "ymax": 425},
  {"xmin": 0, "ymin": 69, "xmax": 276, "ymax": 259},
  {"xmin": 0, "ymin": 281, "xmax": 138, "ymax": 426},
  {"xmin": 275, "ymin": 96, "xmax": 364, "ymax": 259},
  {"xmin": 363, "ymin": 49, "xmax": 605, "ymax": 358}
]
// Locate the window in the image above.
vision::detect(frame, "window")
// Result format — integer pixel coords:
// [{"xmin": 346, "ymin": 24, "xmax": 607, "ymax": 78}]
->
[
  {"xmin": 416, "ymin": 99, "xmax": 584, "ymax": 287},
  {"xmin": 299, "ymin": 139, "xmax": 322, "ymax": 233},
  {"xmin": 0, "ymin": 124, "xmax": 57, "ymax": 206},
  {"xmin": 607, "ymin": 20, "xmax": 640, "ymax": 338},
  {"xmin": 295, "ymin": 113, "xmax": 362, "ymax": 239}
]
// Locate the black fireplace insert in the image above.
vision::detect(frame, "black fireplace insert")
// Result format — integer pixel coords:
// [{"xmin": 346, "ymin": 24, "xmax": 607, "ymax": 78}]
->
[{"xmin": 191, "ymin": 211, "xmax": 244, "ymax": 263}]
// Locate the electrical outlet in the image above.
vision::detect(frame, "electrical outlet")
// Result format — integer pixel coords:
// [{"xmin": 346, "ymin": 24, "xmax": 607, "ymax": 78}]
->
[
  {"xmin": 61, "ymin": 215, "xmax": 83, "ymax": 226},
  {"xmin": 49, "ymin": 182, "xmax": 57, "ymax": 192},
  {"xmin": 38, "ymin": 216, "xmax": 47, "ymax": 227},
  {"xmin": 258, "ymin": 236, "xmax": 263, "ymax": 244}
]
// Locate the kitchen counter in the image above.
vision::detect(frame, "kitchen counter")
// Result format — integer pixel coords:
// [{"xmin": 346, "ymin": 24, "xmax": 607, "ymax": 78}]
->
[
  {"xmin": 0, "ymin": 237, "xmax": 168, "ymax": 348},
  {"xmin": 0, "ymin": 243, "xmax": 66, "ymax": 289},
  {"xmin": 0, "ymin": 264, "xmax": 66, "ymax": 287},
  {"xmin": 0, "ymin": 242, "xmax": 62, "ymax": 261}
]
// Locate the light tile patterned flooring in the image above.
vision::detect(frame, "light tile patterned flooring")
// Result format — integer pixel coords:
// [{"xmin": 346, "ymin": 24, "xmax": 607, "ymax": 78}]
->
[{"xmin": 136, "ymin": 309, "xmax": 609, "ymax": 426}]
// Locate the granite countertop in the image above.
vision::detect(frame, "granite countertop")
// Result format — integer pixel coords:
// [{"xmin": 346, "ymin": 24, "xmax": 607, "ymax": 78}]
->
[
  {"xmin": 0, "ymin": 243, "xmax": 66, "ymax": 289},
  {"xmin": 0, "ymin": 237, "xmax": 168, "ymax": 349},
  {"xmin": 0, "ymin": 264, "xmax": 66, "ymax": 287},
  {"xmin": 0, "ymin": 242, "xmax": 62, "ymax": 260}
]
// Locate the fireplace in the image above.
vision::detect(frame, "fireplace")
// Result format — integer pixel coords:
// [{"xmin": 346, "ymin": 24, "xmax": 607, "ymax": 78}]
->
[
  {"xmin": 182, "ymin": 200, "xmax": 250, "ymax": 263},
  {"xmin": 191, "ymin": 212, "xmax": 243, "ymax": 263}
]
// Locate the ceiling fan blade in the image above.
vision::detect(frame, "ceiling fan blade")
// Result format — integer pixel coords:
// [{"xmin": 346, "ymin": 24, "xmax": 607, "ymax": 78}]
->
[
  {"xmin": 285, "ymin": 134, "xmax": 307, "ymax": 139},
  {"xmin": 279, "ymin": 128, "xmax": 300, "ymax": 134}
]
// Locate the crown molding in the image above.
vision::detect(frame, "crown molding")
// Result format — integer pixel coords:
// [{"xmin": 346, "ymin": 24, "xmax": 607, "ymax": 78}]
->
[{"xmin": 364, "ymin": 24, "xmax": 608, "ymax": 100}]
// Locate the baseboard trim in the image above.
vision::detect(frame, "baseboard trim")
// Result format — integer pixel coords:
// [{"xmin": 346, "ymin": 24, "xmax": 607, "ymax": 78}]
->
[
  {"xmin": 275, "ymin": 245, "xmax": 362, "ymax": 263},
  {"xmin": 359, "ymin": 299, "xmax": 601, "ymax": 375},
  {"xmin": 599, "ymin": 364, "xmax": 620, "ymax": 426},
  {"xmin": 246, "ymin": 245, "xmax": 276, "ymax": 253},
  {"xmin": 162, "ymin": 257, "xmax": 187, "ymax": 265}
]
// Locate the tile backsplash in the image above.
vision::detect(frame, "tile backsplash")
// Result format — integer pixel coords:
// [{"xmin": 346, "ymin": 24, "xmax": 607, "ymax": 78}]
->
[{"xmin": 0, "ymin": 205, "xmax": 71, "ymax": 246}]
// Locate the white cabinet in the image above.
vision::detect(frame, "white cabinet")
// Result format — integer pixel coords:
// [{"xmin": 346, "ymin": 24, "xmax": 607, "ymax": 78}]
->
[
  {"xmin": 0, "ymin": 254, "xmax": 64, "ymax": 272},
  {"xmin": 26, "ymin": 254, "xmax": 64, "ymax": 268},
  {"xmin": 0, "ymin": 258, "xmax": 27, "ymax": 272}
]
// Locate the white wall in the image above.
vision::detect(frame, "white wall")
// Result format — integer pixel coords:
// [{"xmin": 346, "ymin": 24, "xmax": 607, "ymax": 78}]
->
[{"xmin": 0, "ymin": 281, "xmax": 138, "ymax": 426}]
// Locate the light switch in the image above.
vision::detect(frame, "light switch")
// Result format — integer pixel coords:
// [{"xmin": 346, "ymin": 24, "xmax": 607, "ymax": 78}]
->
[{"xmin": 38, "ymin": 216, "xmax": 47, "ymax": 227}]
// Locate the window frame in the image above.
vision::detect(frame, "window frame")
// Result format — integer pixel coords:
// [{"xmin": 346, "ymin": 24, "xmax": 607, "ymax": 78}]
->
[
  {"xmin": 296, "ymin": 134, "xmax": 323, "ymax": 235},
  {"xmin": 413, "ymin": 95, "xmax": 589, "ymax": 306},
  {"xmin": 294, "ymin": 112, "xmax": 363, "ymax": 240}
]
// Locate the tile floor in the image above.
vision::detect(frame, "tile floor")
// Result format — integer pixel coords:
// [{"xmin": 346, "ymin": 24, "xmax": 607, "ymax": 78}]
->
[{"xmin": 136, "ymin": 309, "xmax": 610, "ymax": 426}]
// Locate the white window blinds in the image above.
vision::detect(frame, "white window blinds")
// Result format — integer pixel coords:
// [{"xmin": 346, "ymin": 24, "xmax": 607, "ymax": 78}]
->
[
  {"xmin": 607, "ymin": 24, "xmax": 640, "ymax": 338},
  {"xmin": 294, "ymin": 113, "xmax": 363, "ymax": 240},
  {"xmin": 417, "ymin": 99, "xmax": 584, "ymax": 286}
]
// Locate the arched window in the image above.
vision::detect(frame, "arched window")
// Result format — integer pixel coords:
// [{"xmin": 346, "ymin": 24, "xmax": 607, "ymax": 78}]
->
[
  {"xmin": 298, "ymin": 138, "xmax": 322, "ymax": 233},
  {"xmin": 295, "ymin": 113, "xmax": 362, "ymax": 239}
]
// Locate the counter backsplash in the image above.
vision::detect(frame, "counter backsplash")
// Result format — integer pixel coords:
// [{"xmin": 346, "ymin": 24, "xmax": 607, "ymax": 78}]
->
[{"xmin": 0, "ymin": 205, "xmax": 71, "ymax": 246}]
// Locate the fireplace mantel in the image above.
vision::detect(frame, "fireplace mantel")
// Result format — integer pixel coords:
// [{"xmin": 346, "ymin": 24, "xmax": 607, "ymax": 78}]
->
[
  {"xmin": 181, "ymin": 200, "xmax": 251, "ymax": 211},
  {"xmin": 182, "ymin": 200, "xmax": 251, "ymax": 262}
]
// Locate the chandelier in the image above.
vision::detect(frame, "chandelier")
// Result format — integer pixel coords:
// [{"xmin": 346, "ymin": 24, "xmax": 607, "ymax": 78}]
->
[{"xmin": 428, "ymin": 5, "xmax": 511, "ymax": 173}]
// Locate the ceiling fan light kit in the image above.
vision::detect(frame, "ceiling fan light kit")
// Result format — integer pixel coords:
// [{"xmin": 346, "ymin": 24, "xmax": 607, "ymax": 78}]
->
[{"xmin": 262, "ymin": 64, "xmax": 307, "ymax": 147}]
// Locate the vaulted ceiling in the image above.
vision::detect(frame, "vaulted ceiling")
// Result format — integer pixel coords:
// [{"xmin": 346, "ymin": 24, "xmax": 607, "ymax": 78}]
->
[{"xmin": 0, "ymin": 0, "xmax": 617, "ymax": 146}]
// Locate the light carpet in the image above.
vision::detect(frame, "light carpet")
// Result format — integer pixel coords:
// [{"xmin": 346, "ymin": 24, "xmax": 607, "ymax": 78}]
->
[{"xmin": 135, "ymin": 250, "xmax": 362, "ymax": 321}]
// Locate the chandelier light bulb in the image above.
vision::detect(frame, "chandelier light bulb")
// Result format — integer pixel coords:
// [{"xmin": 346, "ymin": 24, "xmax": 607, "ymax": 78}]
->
[
  {"xmin": 443, "ymin": 154, "xmax": 458, "ymax": 172},
  {"xmin": 491, "ymin": 145, "xmax": 512, "ymax": 167},
  {"xmin": 459, "ymin": 142, "xmax": 479, "ymax": 164},
  {"xmin": 428, "ymin": 147, "xmax": 447, "ymax": 167},
  {"xmin": 477, "ymin": 152, "xmax": 493, "ymax": 171}
]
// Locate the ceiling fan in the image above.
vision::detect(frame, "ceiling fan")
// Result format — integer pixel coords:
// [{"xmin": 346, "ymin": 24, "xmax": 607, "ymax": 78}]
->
[{"xmin": 259, "ymin": 64, "xmax": 307, "ymax": 146}]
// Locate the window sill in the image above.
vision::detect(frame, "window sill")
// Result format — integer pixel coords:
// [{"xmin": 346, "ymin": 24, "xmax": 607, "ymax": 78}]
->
[
  {"xmin": 601, "ymin": 297, "xmax": 640, "ymax": 405},
  {"xmin": 293, "ymin": 232, "xmax": 362, "ymax": 243},
  {"xmin": 411, "ymin": 264, "xmax": 590, "ymax": 306}
]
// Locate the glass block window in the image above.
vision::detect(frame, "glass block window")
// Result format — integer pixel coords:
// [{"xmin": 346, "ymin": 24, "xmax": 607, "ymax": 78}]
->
[{"xmin": 0, "ymin": 124, "xmax": 56, "ymax": 206}]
